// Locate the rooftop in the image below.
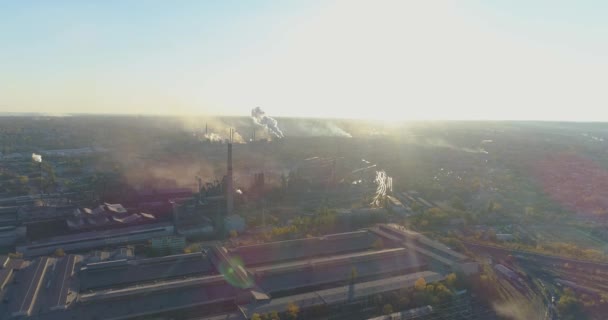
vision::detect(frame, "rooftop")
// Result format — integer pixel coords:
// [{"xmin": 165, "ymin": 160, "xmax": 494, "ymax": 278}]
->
[
  {"xmin": 0, "ymin": 224, "xmax": 474, "ymax": 320},
  {"xmin": 80, "ymin": 252, "xmax": 215, "ymax": 291},
  {"xmin": 241, "ymin": 271, "xmax": 442, "ymax": 317}
]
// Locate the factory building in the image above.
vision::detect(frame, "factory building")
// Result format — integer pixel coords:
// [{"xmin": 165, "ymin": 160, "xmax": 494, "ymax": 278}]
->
[
  {"xmin": 150, "ymin": 235, "xmax": 186, "ymax": 255},
  {"xmin": 0, "ymin": 224, "xmax": 478, "ymax": 320},
  {"xmin": 16, "ymin": 223, "xmax": 174, "ymax": 257},
  {"xmin": 4, "ymin": 134, "xmax": 239, "ymax": 256}
]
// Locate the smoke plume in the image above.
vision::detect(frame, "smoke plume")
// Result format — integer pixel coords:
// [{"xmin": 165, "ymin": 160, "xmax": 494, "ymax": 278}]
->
[
  {"xmin": 371, "ymin": 170, "xmax": 392, "ymax": 207},
  {"xmin": 413, "ymin": 137, "xmax": 489, "ymax": 154},
  {"xmin": 295, "ymin": 121, "xmax": 352, "ymax": 137},
  {"xmin": 32, "ymin": 153, "xmax": 42, "ymax": 163},
  {"xmin": 203, "ymin": 132, "xmax": 223, "ymax": 142},
  {"xmin": 251, "ymin": 107, "xmax": 284, "ymax": 138}
]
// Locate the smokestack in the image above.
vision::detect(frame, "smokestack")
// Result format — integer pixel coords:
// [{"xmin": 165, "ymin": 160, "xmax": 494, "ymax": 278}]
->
[{"xmin": 226, "ymin": 129, "xmax": 234, "ymax": 215}]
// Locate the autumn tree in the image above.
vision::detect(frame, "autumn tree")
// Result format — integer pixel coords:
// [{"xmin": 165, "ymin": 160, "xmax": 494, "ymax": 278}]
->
[
  {"xmin": 286, "ymin": 302, "xmax": 299, "ymax": 320},
  {"xmin": 372, "ymin": 238, "xmax": 384, "ymax": 250},
  {"xmin": 414, "ymin": 277, "xmax": 427, "ymax": 291},
  {"xmin": 54, "ymin": 248, "xmax": 66, "ymax": 257},
  {"xmin": 445, "ymin": 273, "xmax": 457, "ymax": 288},
  {"xmin": 269, "ymin": 311, "xmax": 280, "ymax": 320},
  {"xmin": 350, "ymin": 267, "xmax": 358, "ymax": 284}
]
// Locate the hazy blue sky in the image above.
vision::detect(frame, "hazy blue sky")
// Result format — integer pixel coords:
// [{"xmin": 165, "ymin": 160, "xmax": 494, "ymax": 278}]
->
[{"xmin": 1, "ymin": 1, "xmax": 607, "ymax": 120}]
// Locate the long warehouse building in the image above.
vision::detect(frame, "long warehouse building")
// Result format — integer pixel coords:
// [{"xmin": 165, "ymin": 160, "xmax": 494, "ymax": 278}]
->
[{"xmin": 0, "ymin": 225, "xmax": 478, "ymax": 320}]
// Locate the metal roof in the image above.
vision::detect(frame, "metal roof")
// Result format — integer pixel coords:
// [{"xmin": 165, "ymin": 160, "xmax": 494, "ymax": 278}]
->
[{"xmin": 241, "ymin": 271, "xmax": 442, "ymax": 317}]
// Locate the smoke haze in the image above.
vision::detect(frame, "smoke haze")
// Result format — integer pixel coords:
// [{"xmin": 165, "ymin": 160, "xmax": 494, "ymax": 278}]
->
[{"xmin": 251, "ymin": 107, "xmax": 284, "ymax": 138}]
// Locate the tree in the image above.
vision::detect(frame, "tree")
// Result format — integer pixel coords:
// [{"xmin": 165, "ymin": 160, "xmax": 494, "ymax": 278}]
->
[
  {"xmin": 286, "ymin": 302, "xmax": 299, "ymax": 320},
  {"xmin": 350, "ymin": 267, "xmax": 358, "ymax": 284},
  {"xmin": 251, "ymin": 313, "xmax": 262, "ymax": 320},
  {"xmin": 446, "ymin": 273, "xmax": 457, "ymax": 288},
  {"xmin": 372, "ymin": 238, "xmax": 384, "ymax": 250},
  {"xmin": 433, "ymin": 283, "xmax": 453, "ymax": 303},
  {"xmin": 398, "ymin": 295, "xmax": 410, "ymax": 309},
  {"xmin": 8, "ymin": 252, "xmax": 23, "ymax": 259},
  {"xmin": 557, "ymin": 289, "xmax": 586, "ymax": 320},
  {"xmin": 450, "ymin": 196, "xmax": 466, "ymax": 210},
  {"xmin": 269, "ymin": 311, "xmax": 280, "ymax": 320},
  {"xmin": 230, "ymin": 230, "xmax": 238, "ymax": 238},
  {"xmin": 382, "ymin": 304, "xmax": 393, "ymax": 315},
  {"xmin": 486, "ymin": 229, "xmax": 497, "ymax": 241},
  {"xmin": 18, "ymin": 175, "xmax": 29, "ymax": 185},
  {"xmin": 414, "ymin": 277, "xmax": 427, "ymax": 291},
  {"xmin": 410, "ymin": 201, "xmax": 422, "ymax": 213},
  {"xmin": 54, "ymin": 248, "xmax": 66, "ymax": 257}
]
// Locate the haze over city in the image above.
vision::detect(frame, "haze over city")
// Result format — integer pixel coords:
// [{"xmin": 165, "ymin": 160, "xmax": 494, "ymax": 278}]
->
[
  {"xmin": 2, "ymin": 0, "xmax": 608, "ymax": 120},
  {"xmin": 3, "ymin": 2, "xmax": 608, "ymax": 320}
]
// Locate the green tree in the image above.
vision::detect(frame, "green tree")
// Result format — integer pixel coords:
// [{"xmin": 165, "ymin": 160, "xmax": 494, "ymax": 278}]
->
[
  {"xmin": 410, "ymin": 201, "xmax": 422, "ymax": 213},
  {"xmin": 382, "ymin": 304, "xmax": 393, "ymax": 315},
  {"xmin": 269, "ymin": 311, "xmax": 280, "ymax": 320},
  {"xmin": 450, "ymin": 196, "xmax": 466, "ymax": 210},
  {"xmin": 398, "ymin": 295, "xmax": 410, "ymax": 308},
  {"xmin": 251, "ymin": 313, "xmax": 262, "ymax": 320},
  {"xmin": 557, "ymin": 289, "xmax": 586, "ymax": 320}
]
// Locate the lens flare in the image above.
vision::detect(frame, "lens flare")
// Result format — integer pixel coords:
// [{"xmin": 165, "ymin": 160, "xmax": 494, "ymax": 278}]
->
[{"xmin": 218, "ymin": 256, "xmax": 254, "ymax": 289}]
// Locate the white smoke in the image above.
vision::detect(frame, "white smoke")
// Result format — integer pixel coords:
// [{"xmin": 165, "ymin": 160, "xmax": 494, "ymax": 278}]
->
[
  {"xmin": 203, "ymin": 132, "xmax": 223, "ymax": 142},
  {"xmin": 325, "ymin": 122, "xmax": 352, "ymax": 137},
  {"xmin": 230, "ymin": 130, "xmax": 246, "ymax": 144},
  {"xmin": 294, "ymin": 121, "xmax": 352, "ymax": 137},
  {"xmin": 371, "ymin": 170, "xmax": 392, "ymax": 207},
  {"xmin": 201, "ymin": 129, "xmax": 245, "ymax": 144},
  {"xmin": 415, "ymin": 137, "xmax": 489, "ymax": 154},
  {"xmin": 32, "ymin": 153, "xmax": 42, "ymax": 163},
  {"xmin": 251, "ymin": 107, "xmax": 284, "ymax": 138}
]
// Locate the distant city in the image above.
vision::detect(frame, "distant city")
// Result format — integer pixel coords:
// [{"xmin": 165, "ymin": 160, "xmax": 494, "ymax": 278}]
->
[{"xmin": 1, "ymin": 116, "xmax": 608, "ymax": 319}]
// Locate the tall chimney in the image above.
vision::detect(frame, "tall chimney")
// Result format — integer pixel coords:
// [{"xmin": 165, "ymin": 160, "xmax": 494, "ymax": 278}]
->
[{"xmin": 226, "ymin": 129, "xmax": 234, "ymax": 215}]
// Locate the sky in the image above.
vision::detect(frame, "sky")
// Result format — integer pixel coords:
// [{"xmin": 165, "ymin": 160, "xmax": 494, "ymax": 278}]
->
[{"xmin": 1, "ymin": 0, "xmax": 607, "ymax": 121}]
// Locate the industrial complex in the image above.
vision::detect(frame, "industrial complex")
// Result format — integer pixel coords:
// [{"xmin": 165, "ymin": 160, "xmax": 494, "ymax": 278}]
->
[
  {"xmin": 0, "ymin": 127, "xmax": 484, "ymax": 319},
  {"xmin": 0, "ymin": 224, "xmax": 477, "ymax": 319},
  {"xmin": 0, "ymin": 134, "xmax": 242, "ymax": 257}
]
